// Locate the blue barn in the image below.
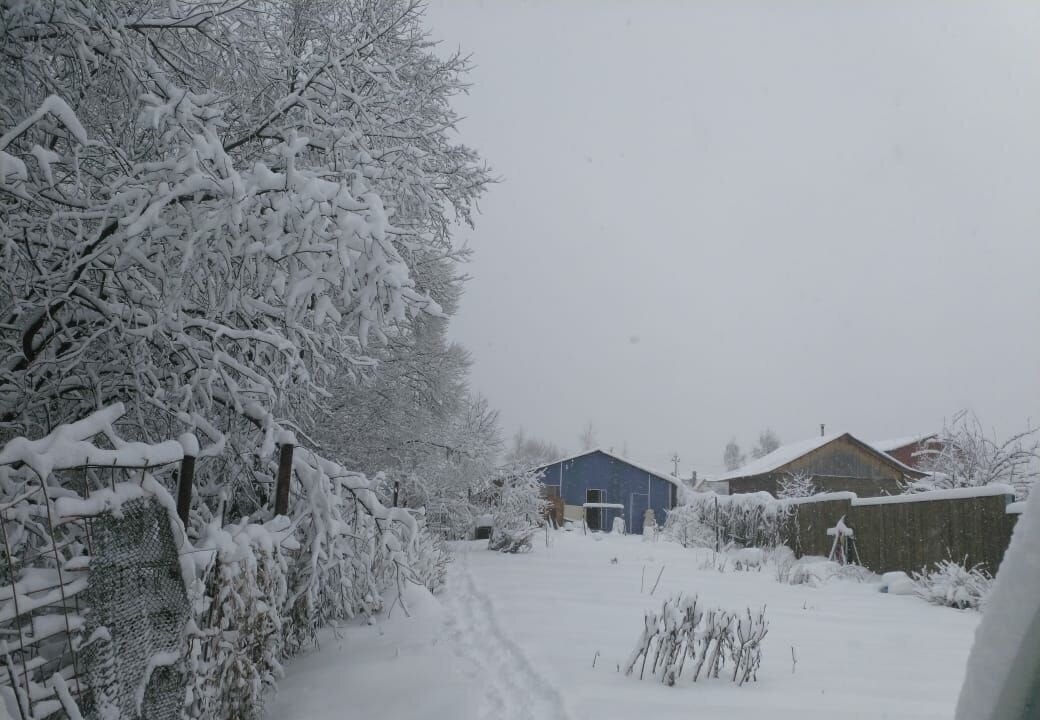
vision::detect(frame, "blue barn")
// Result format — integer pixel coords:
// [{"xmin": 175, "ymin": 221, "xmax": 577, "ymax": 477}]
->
[{"xmin": 532, "ymin": 449, "xmax": 680, "ymax": 534}]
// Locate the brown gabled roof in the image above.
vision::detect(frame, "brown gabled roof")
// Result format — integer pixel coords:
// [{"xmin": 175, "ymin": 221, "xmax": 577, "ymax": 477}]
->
[{"xmin": 718, "ymin": 432, "xmax": 925, "ymax": 482}]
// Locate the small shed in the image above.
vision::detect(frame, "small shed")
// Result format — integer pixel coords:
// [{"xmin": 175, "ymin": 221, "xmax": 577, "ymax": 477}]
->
[
  {"xmin": 530, "ymin": 448, "xmax": 680, "ymax": 534},
  {"xmin": 718, "ymin": 432, "xmax": 925, "ymax": 497}
]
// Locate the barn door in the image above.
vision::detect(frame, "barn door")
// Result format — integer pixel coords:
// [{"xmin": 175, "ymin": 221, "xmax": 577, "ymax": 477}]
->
[
  {"xmin": 630, "ymin": 493, "xmax": 649, "ymax": 534},
  {"xmin": 586, "ymin": 489, "xmax": 603, "ymax": 531}
]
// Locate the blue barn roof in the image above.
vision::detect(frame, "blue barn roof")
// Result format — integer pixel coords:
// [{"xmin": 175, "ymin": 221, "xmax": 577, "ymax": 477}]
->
[{"xmin": 529, "ymin": 447, "xmax": 681, "ymax": 487}]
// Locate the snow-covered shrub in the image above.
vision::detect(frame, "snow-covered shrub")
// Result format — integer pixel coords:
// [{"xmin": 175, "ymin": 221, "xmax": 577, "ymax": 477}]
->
[
  {"xmin": 282, "ymin": 449, "xmax": 423, "ymax": 653},
  {"xmin": 488, "ymin": 470, "xmax": 546, "ymax": 553},
  {"xmin": 407, "ymin": 525, "xmax": 452, "ymax": 595},
  {"xmin": 771, "ymin": 546, "xmax": 797, "ymax": 583},
  {"xmin": 488, "ymin": 522, "xmax": 537, "ymax": 553},
  {"xmin": 912, "ymin": 560, "xmax": 993, "ymax": 610},
  {"xmin": 784, "ymin": 558, "xmax": 874, "ymax": 587},
  {"xmin": 625, "ymin": 595, "xmax": 768, "ymax": 686},
  {"xmin": 777, "ymin": 472, "xmax": 816, "ymax": 499},
  {"xmin": 188, "ymin": 518, "xmax": 293, "ymax": 720},
  {"xmin": 665, "ymin": 493, "xmax": 789, "ymax": 549}
]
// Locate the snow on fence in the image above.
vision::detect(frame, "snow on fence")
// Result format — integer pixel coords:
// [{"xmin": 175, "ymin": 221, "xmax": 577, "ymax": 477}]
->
[
  {"xmin": 667, "ymin": 486, "xmax": 1021, "ymax": 575},
  {"xmin": 789, "ymin": 486, "xmax": 1019, "ymax": 575}
]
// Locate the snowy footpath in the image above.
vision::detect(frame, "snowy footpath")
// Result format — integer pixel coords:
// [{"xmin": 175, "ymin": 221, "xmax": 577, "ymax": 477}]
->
[{"xmin": 267, "ymin": 532, "xmax": 978, "ymax": 719}]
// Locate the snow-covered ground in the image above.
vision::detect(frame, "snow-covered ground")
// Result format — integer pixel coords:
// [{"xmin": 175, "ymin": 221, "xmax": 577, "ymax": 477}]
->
[{"xmin": 267, "ymin": 532, "xmax": 979, "ymax": 719}]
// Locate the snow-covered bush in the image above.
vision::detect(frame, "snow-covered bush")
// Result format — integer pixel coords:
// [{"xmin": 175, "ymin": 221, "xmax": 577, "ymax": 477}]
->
[
  {"xmin": 407, "ymin": 524, "xmax": 452, "ymax": 595},
  {"xmin": 783, "ymin": 557, "xmax": 874, "ymax": 587},
  {"xmin": 665, "ymin": 493, "xmax": 789, "ymax": 549},
  {"xmin": 771, "ymin": 546, "xmax": 797, "ymax": 583},
  {"xmin": 777, "ymin": 472, "xmax": 817, "ymax": 499},
  {"xmin": 488, "ymin": 470, "xmax": 546, "ymax": 553},
  {"xmin": 912, "ymin": 560, "xmax": 993, "ymax": 610},
  {"xmin": 488, "ymin": 522, "xmax": 537, "ymax": 553},
  {"xmin": 188, "ymin": 518, "xmax": 293, "ymax": 720},
  {"xmin": 625, "ymin": 595, "xmax": 768, "ymax": 686}
]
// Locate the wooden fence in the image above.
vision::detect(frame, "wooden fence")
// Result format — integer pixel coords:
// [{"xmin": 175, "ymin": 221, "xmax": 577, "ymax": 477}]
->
[{"xmin": 784, "ymin": 487, "xmax": 1019, "ymax": 575}]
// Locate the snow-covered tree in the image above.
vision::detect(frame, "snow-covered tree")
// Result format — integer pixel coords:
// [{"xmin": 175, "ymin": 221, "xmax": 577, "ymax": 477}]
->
[
  {"xmin": 751, "ymin": 429, "xmax": 781, "ymax": 459},
  {"xmin": 0, "ymin": 0, "xmax": 491, "ymax": 514},
  {"xmin": 579, "ymin": 421, "xmax": 598, "ymax": 451},
  {"xmin": 911, "ymin": 410, "xmax": 1039, "ymax": 498},
  {"xmin": 723, "ymin": 439, "xmax": 746, "ymax": 471},
  {"xmin": 503, "ymin": 429, "xmax": 562, "ymax": 471}
]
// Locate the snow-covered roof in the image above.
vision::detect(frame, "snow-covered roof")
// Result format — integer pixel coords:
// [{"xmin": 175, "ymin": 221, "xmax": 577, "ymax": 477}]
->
[
  {"xmin": 717, "ymin": 432, "xmax": 922, "ymax": 482},
  {"xmin": 870, "ymin": 433, "xmax": 937, "ymax": 452},
  {"xmin": 530, "ymin": 447, "xmax": 681, "ymax": 487},
  {"xmin": 717, "ymin": 433, "xmax": 845, "ymax": 481}
]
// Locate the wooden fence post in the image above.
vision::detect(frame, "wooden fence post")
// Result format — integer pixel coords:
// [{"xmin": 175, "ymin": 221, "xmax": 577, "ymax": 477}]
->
[
  {"xmin": 274, "ymin": 435, "xmax": 295, "ymax": 517},
  {"xmin": 176, "ymin": 434, "xmax": 199, "ymax": 528},
  {"xmin": 393, "ymin": 479, "xmax": 400, "ymax": 508},
  {"xmin": 176, "ymin": 455, "xmax": 196, "ymax": 528}
]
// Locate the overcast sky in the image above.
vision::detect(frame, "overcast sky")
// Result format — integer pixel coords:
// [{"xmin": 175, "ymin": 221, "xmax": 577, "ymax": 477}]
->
[{"xmin": 424, "ymin": 0, "xmax": 1040, "ymax": 477}]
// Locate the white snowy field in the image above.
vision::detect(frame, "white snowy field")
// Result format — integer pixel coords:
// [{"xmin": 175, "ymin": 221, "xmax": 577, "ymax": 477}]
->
[{"xmin": 267, "ymin": 532, "xmax": 979, "ymax": 720}]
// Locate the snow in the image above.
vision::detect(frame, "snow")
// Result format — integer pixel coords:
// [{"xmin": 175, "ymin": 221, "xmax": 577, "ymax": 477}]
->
[
  {"xmin": 583, "ymin": 502, "xmax": 625, "ymax": 509},
  {"xmin": 870, "ymin": 434, "xmax": 936, "ymax": 452},
  {"xmin": 266, "ymin": 583, "xmax": 479, "ymax": 720},
  {"xmin": 853, "ymin": 484, "xmax": 1015, "ymax": 506},
  {"xmin": 880, "ymin": 571, "xmax": 916, "ymax": 596},
  {"xmin": 0, "ymin": 403, "xmax": 184, "ymax": 478},
  {"xmin": 718, "ymin": 432, "xmax": 921, "ymax": 482},
  {"xmin": 780, "ymin": 491, "xmax": 856, "ymax": 506},
  {"xmin": 1005, "ymin": 501, "xmax": 1026, "ymax": 514},
  {"xmin": 270, "ymin": 532, "xmax": 978, "ymax": 720},
  {"xmin": 955, "ymin": 477, "xmax": 1040, "ymax": 719},
  {"xmin": 177, "ymin": 433, "xmax": 200, "ymax": 458}
]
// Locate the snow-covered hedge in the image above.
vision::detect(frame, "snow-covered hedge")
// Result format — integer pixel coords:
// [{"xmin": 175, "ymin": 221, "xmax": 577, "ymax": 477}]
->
[{"xmin": 664, "ymin": 493, "xmax": 790, "ymax": 549}]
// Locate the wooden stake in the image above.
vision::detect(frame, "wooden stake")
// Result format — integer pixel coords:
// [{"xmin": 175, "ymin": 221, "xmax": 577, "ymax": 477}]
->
[
  {"xmin": 274, "ymin": 441, "xmax": 294, "ymax": 516},
  {"xmin": 176, "ymin": 454, "xmax": 196, "ymax": 528}
]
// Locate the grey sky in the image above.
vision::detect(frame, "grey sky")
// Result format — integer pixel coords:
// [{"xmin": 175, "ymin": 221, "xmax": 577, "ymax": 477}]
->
[{"xmin": 425, "ymin": 0, "xmax": 1040, "ymax": 477}]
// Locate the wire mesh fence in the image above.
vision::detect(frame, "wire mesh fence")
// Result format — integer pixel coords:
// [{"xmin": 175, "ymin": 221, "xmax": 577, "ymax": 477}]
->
[{"xmin": 0, "ymin": 440, "xmax": 190, "ymax": 719}]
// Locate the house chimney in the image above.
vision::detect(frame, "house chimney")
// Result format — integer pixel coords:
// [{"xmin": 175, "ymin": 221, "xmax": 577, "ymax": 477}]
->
[{"xmin": 820, "ymin": 423, "xmax": 825, "ymax": 437}]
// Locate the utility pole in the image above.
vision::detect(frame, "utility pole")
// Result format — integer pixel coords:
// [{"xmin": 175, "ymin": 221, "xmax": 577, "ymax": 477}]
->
[{"xmin": 670, "ymin": 452, "xmax": 680, "ymax": 478}]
